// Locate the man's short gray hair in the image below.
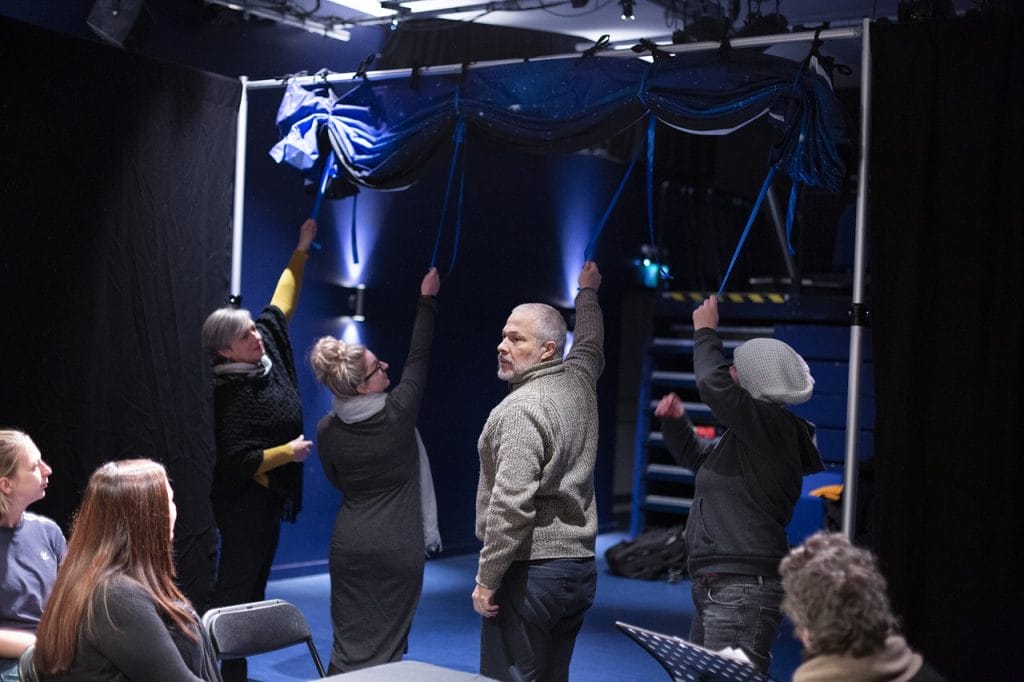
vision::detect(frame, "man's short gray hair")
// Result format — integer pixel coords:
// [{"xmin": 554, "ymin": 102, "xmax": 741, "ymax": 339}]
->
[
  {"xmin": 201, "ymin": 307, "xmax": 252, "ymax": 360},
  {"xmin": 511, "ymin": 303, "xmax": 567, "ymax": 357}
]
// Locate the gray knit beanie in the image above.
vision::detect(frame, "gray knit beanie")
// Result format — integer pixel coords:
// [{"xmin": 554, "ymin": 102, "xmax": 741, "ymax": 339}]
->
[{"xmin": 732, "ymin": 338, "xmax": 814, "ymax": 405}]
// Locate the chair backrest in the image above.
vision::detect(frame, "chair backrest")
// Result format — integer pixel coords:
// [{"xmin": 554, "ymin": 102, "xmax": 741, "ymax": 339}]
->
[
  {"xmin": 202, "ymin": 599, "xmax": 327, "ymax": 678},
  {"xmin": 17, "ymin": 643, "xmax": 39, "ymax": 682},
  {"xmin": 615, "ymin": 621, "xmax": 774, "ymax": 682}
]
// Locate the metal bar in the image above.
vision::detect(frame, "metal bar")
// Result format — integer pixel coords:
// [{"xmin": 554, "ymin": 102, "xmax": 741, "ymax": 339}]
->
[
  {"xmin": 841, "ymin": 18, "xmax": 872, "ymax": 539},
  {"xmin": 629, "ymin": 351, "xmax": 654, "ymax": 538},
  {"xmin": 243, "ymin": 26, "xmax": 863, "ymax": 91},
  {"xmin": 230, "ymin": 76, "xmax": 248, "ymax": 299}
]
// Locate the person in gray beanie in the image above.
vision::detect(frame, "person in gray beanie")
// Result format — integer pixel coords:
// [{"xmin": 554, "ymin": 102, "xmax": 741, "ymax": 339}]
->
[
  {"xmin": 655, "ymin": 295, "xmax": 824, "ymax": 674},
  {"xmin": 732, "ymin": 337, "xmax": 814, "ymax": 405}
]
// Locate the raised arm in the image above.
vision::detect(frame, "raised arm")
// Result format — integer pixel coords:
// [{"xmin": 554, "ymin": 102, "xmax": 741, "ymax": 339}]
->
[
  {"xmin": 421, "ymin": 266, "xmax": 440, "ymax": 297},
  {"xmin": 270, "ymin": 218, "xmax": 317, "ymax": 320},
  {"xmin": 690, "ymin": 295, "xmax": 764, "ymax": 433},
  {"xmin": 654, "ymin": 392, "xmax": 713, "ymax": 470},
  {"xmin": 385, "ymin": 268, "xmax": 440, "ymax": 418},
  {"xmin": 692, "ymin": 294, "xmax": 719, "ymax": 331},
  {"xmin": 565, "ymin": 261, "xmax": 604, "ymax": 382}
]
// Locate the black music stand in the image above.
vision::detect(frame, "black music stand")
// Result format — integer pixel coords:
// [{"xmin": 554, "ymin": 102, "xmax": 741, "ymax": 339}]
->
[{"xmin": 615, "ymin": 621, "xmax": 775, "ymax": 682}]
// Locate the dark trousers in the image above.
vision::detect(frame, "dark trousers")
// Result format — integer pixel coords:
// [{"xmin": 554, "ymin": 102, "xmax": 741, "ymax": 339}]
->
[
  {"xmin": 480, "ymin": 558, "xmax": 597, "ymax": 682},
  {"xmin": 689, "ymin": 574, "xmax": 785, "ymax": 674},
  {"xmin": 211, "ymin": 481, "xmax": 285, "ymax": 682}
]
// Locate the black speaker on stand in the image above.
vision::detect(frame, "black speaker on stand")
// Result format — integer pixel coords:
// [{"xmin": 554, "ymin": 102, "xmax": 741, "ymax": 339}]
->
[{"xmin": 87, "ymin": 0, "xmax": 148, "ymax": 48}]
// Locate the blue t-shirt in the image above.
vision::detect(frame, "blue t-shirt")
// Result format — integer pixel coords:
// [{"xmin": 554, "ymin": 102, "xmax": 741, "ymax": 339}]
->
[{"xmin": 0, "ymin": 512, "xmax": 66, "ymax": 667}]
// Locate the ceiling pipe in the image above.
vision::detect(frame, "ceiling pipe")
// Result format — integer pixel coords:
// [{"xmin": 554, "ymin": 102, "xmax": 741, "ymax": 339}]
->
[{"xmin": 244, "ymin": 25, "xmax": 861, "ymax": 90}]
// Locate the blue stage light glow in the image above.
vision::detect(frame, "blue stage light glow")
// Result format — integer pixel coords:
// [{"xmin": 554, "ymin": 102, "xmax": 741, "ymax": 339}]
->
[
  {"xmin": 636, "ymin": 259, "xmax": 662, "ymax": 288},
  {"xmin": 339, "ymin": 318, "xmax": 363, "ymax": 344},
  {"xmin": 555, "ymin": 160, "xmax": 604, "ymax": 308},
  {"xmin": 325, "ymin": 194, "xmax": 387, "ymax": 288},
  {"xmin": 319, "ymin": 194, "xmax": 382, "ymax": 329}
]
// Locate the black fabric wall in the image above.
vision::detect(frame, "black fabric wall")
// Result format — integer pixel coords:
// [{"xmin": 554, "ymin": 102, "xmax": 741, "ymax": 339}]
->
[
  {"xmin": 869, "ymin": 14, "xmax": 1024, "ymax": 679},
  {"xmin": 0, "ymin": 17, "xmax": 239, "ymax": 609}
]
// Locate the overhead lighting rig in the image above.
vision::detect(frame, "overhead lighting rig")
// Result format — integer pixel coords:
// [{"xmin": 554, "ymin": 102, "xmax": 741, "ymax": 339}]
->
[{"xmin": 204, "ymin": 0, "xmax": 355, "ymax": 40}]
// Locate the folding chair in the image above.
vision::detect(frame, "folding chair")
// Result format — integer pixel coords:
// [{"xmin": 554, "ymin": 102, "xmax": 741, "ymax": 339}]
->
[
  {"xmin": 615, "ymin": 621, "xmax": 774, "ymax": 682},
  {"xmin": 202, "ymin": 599, "xmax": 327, "ymax": 678}
]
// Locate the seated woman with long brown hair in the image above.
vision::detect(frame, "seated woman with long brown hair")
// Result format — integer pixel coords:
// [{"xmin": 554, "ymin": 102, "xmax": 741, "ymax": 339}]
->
[{"xmin": 34, "ymin": 459, "xmax": 219, "ymax": 681}]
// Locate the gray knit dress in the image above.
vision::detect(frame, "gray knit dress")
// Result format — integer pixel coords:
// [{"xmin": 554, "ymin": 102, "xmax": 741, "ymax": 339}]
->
[{"xmin": 315, "ymin": 296, "xmax": 436, "ymax": 673}]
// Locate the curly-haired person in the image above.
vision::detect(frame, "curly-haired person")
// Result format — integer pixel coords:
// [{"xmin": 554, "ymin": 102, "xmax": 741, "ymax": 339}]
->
[{"xmin": 779, "ymin": 532, "xmax": 946, "ymax": 682}]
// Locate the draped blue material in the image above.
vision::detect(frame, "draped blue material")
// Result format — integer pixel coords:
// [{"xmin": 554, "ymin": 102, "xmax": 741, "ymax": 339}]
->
[{"xmin": 270, "ymin": 49, "xmax": 848, "ymax": 194}]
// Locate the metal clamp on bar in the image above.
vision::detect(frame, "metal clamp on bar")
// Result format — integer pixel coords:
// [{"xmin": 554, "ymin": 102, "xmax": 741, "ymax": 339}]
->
[{"xmin": 849, "ymin": 302, "xmax": 870, "ymax": 327}]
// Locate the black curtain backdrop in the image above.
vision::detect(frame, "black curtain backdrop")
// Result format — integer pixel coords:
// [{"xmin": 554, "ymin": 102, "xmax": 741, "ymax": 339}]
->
[
  {"xmin": 377, "ymin": 19, "xmax": 580, "ymax": 70},
  {"xmin": 0, "ymin": 17, "xmax": 239, "ymax": 610},
  {"xmin": 869, "ymin": 14, "xmax": 1024, "ymax": 680}
]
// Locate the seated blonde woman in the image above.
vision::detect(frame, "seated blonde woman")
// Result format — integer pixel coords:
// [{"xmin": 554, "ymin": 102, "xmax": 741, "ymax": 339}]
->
[{"xmin": 0, "ymin": 430, "xmax": 65, "ymax": 678}]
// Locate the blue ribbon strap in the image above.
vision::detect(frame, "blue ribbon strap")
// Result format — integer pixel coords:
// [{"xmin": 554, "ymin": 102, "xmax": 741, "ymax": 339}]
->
[{"xmin": 716, "ymin": 164, "xmax": 779, "ymax": 297}]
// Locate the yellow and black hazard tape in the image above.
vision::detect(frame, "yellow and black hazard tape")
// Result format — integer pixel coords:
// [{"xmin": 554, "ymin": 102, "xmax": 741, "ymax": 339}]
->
[{"xmin": 662, "ymin": 291, "xmax": 788, "ymax": 304}]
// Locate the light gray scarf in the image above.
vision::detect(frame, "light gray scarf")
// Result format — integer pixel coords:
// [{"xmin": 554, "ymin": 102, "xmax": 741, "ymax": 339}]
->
[
  {"xmin": 212, "ymin": 354, "xmax": 272, "ymax": 385},
  {"xmin": 332, "ymin": 394, "xmax": 442, "ymax": 555}
]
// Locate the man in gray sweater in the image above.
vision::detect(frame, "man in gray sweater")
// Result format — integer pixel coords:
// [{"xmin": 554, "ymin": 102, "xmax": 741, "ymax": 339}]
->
[{"xmin": 472, "ymin": 261, "xmax": 604, "ymax": 682}]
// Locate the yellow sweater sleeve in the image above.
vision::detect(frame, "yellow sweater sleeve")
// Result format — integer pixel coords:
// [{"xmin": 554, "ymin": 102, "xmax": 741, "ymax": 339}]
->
[
  {"xmin": 253, "ymin": 444, "xmax": 294, "ymax": 487},
  {"xmin": 269, "ymin": 250, "xmax": 309, "ymax": 321}
]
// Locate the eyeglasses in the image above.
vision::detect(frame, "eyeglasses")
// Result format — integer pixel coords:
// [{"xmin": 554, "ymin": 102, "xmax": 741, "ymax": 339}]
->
[{"xmin": 364, "ymin": 360, "xmax": 384, "ymax": 383}]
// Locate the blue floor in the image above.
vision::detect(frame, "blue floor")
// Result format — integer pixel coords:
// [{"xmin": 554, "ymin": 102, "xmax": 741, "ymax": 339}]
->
[{"xmin": 253, "ymin": 532, "xmax": 802, "ymax": 681}]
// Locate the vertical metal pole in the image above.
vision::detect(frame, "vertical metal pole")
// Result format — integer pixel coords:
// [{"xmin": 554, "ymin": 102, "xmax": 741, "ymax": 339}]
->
[
  {"xmin": 842, "ymin": 19, "xmax": 872, "ymax": 540},
  {"xmin": 629, "ymin": 350, "xmax": 654, "ymax": 539},
  {"xmin": 230, "ymin": 76, "xmax": 249, "ymax": 300}
]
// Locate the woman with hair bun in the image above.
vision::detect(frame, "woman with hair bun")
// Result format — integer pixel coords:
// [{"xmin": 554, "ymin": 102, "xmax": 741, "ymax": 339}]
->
[
  {"xmin": 34, "ymin": 459, "xmax": 219, "ymax": 681},
  {"xmin": 308, "ymin": 267, "xmax": 440, "ymax": 674}
]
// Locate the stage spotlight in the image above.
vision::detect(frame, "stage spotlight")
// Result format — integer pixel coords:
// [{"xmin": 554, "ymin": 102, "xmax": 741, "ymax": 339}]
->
[
  {"xmin": 346, "ymin": 284, "xmax": 366, "ymax": 322},
  {"xmin": 308, "ymin": 282, "xmax": 367, "ymax": 322},
  {"xmin": 633, "ymin": 244, "xmax": 671, "ymax": 289},
  {"xmin": 620, "ymin": 0, "xmax": 635, "ymax": 20}
]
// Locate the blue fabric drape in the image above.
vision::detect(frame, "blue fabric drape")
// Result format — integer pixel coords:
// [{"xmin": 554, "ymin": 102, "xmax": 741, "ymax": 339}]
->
[{"xmin": 270, "ymin": 50, "xmax": 848, "ymax": 194}]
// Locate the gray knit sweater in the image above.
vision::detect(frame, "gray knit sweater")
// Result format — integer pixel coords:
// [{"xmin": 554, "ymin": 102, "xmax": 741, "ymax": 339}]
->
[{"xmin": 475, "ymin": 287, "xmax": 604, "ymax": 589}]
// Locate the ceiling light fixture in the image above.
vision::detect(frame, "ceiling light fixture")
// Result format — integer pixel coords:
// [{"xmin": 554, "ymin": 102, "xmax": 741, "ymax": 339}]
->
[
  {"xmin": 206, "ymin": 0, "xmax": 353, "ymax": 40},
  {"xmin": 323, "ymin": 0, "xmax": 398, "ymax": 17},
  {"xmin": 620, "ymin": 0, "xmax": 635, "ymax": 21},
  {"xmin": 392, "ymin": 0, "xmax": 497, "ymax": 13}
]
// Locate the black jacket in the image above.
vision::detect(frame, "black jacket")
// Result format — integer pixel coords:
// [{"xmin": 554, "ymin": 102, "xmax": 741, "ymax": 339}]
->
[{"xmin": 662, "ymin": 328, "xmax": 823, "ymax": 577}]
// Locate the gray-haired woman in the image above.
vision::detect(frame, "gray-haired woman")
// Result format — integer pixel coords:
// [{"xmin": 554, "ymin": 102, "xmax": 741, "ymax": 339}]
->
[{"xmin": 201, "ymin": 218, "xmax": 316, "ymax": 682}]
